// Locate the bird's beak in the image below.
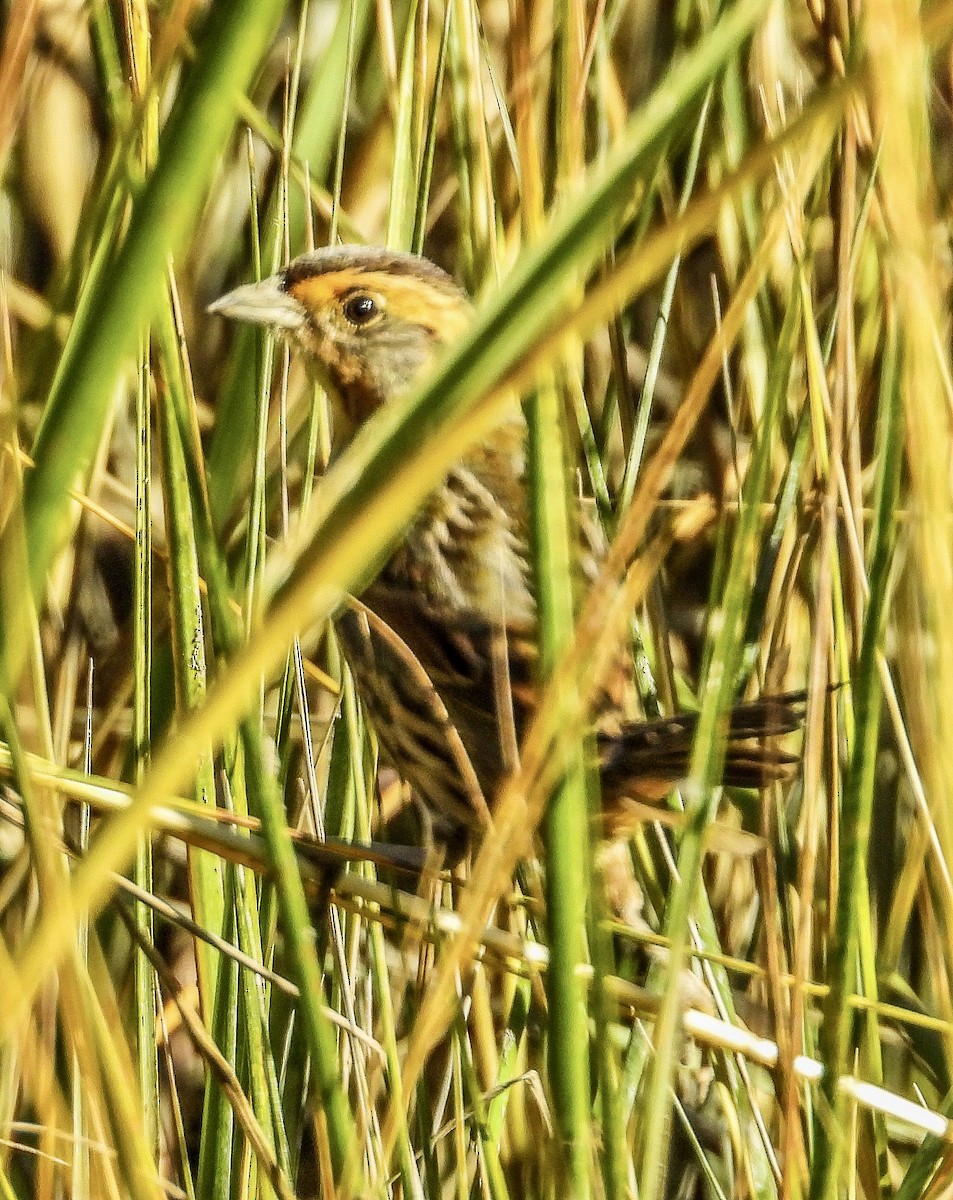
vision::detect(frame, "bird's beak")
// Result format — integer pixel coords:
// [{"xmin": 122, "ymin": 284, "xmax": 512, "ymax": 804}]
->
[{"xmin": 207, "ymin": 274, "xmax": 305, "ymax": 331}]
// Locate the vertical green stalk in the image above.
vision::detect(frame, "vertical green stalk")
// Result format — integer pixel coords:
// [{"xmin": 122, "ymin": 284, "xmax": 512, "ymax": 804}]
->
[
  {"xmin": 386, "ymin": 0, "xmax": 423, "ymax": 250},
  {"xmin": 447, "ymin": 0, "xmax": 498, "ymax": 288},
  {"xmin": 126, "ymin": 15, "xmax": 159, "ymax": 1147},
  {"xmin": 539, "ymin": 3, "xmax": 596, "ymax": 1192},
  {"xmin": 325, "ymin": 666, "xmax": 417, "ymax": 1196},
  {"xmin": 133, "ymin": 342, "xmax": 159, "ymax": 1158},
  {"xmin": 238, "ymin": 720, "xmax": 360, "ymax": 1190},
  {"xmin": 412, "ymin": 1, "xmax": 452, "ymax": 254},
  {"xmin": 232, "ymin": 847, "xmax": 291, "ymax": 1191},
  {"xmin": 155, "ymin": 310, "xmax": 241, "ymax": 1195},
  {"xmin": 155, "ymin": 302, "xmax": 224, "ymax": 1008},
  {"xmin": 530, "ymin": 373, "xmax": 592, "ymax": 1198},
  {"xmin": 617, "ymin": 86, "xmax": 712, "ymax": 516},
  {"xmin": 810, "ymin": 316, "xmax": 902, "ymax": 1200},
  {"xmin": 195, "ymin": 901, "xmax": 239, "ymax": 1200},
  {"xmin": 73, "ymin": 668, "xmax": 92, "ymax": 1200}
]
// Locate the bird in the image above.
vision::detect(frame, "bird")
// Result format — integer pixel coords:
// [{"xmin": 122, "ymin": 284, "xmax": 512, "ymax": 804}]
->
[{"xmin": 209, "ymin": 244, "xmax": 803, "ymax": 862}]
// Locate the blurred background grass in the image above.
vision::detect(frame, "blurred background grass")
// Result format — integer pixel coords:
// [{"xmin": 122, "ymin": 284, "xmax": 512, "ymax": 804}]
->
[{"xmin": 0, "ymin": 0, "xmax": 952, "ymax": 1197}]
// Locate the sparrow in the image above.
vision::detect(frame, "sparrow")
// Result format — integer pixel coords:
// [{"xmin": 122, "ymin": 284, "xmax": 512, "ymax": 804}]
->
[{"xmin": 209, "ymin": 244, "xmax": 802, "ymax": 861}]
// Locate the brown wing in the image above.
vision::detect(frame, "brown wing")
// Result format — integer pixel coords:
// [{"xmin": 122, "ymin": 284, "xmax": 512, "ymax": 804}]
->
[{"xmin": 337, "ymin": 584, "xmax": 804, "ymax": 851}]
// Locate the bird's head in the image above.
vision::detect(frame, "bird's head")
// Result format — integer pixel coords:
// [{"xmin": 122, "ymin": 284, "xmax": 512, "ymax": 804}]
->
[{"xmin": 208, "ymin": 245, "xmax": 472, "ymax": 435}]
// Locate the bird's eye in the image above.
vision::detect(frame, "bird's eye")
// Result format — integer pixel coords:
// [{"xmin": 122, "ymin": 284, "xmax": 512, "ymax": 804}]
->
[{"xmin": 342, "ymin": 293, "xmax": 379, "ymax": 326}]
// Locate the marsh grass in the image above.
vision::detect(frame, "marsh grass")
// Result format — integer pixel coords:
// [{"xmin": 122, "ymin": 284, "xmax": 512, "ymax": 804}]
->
[{"xmin": 0, "ymin": 1, "xmax": 952, "ymax": 1197}]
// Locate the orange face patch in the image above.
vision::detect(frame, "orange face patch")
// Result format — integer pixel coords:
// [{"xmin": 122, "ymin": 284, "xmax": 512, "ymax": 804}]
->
[{"xmin": 289, "ymin": 270, "xmax": 472, "ymax": 340}]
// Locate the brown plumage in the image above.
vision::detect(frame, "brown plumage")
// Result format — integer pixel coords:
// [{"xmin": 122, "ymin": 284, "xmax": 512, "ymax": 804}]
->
[{"xmin": 210, "ymin": 245, "xmax": 802, "ymax": 860}]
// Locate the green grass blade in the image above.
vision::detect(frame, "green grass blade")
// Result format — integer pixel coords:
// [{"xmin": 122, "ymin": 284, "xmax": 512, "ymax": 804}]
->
[{"xmin": 12, "ymin": 0, "xmax": 287, "ymax": 666}]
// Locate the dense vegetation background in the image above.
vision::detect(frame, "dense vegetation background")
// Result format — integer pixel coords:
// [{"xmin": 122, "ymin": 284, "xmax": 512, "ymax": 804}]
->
[{"xmin": 0, "ymin": 0, "xmax": 952, "ymax": 1197}]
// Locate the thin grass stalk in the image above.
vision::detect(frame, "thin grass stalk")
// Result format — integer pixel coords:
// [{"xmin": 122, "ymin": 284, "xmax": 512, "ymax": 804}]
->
[
  {"xmin": 156, "ymin": 315, "xmax": 227, "ymax": 1003},
  {"xmin": 617, "ymin": 85, "xmax": 712, "ymax": 517},
  {"xmin": 455, "ymin": 1006, "xmax": 512, "ymax": 1200},
  {"xmin": 449, "ymin": 1028, "xmax": 468, "ymax": 1188},
  {"xmin": 219, "ymin": 751, "xmax": 287, "ymax": 1189},
  {"xmin": 716, "ymin": 49, "xmax": 773, "ymax": 415},
  {"xmin": 325, "ymin": 11, "xmax": 360, "ymax": 250},
  {"xmin": 387, "ymin": 0, "xmax": 424, "ymax": 251},
  {"xmin": 279, "ymin": 35, "xmax": 381, "ymax": 1182},
  {"xmin": 566, "ymin": 366, "xmax": 613, "ymax": 526},
  {"xmin": 739, "ymin": 405, "xmax": 812, "ymax": 686},
  {"xmin": 447, "ymin": 0, "xmax": 498, "ymax": 288},
  {"xmin": 638, "ymin": 276, "xmax": 802, "ymax": 1200},
  {"xmin": 790, "ymin": 259, "xmax": 844, "ymax": 1200},
  {"xmin": 338, "ymin": 669, "xmax": 421, "ymax": 1197},
  {"xmin": 132, "ymin": 339, "xmax": 159, "ymax": 1158},
  {"xmin": 240, "ymin": 151, "xmax": 277, "ymax": 644},
  {"xmin": 779, "ymin": 39, "xmax": 869, "ymax": 1200},
  {"xmin": 598, "ymin": 179, "xmax": 659, "ymax": 464},
  {"xmin": 474, "ymin": 8, "xmax": 521, "ymax": 191},
  {"xmin": 413, "ymin": 0, "xmax": 452, "ymax": 255},
  {"xmin": 195, "ymin": 899, "xmax": 239, "ymax": 1200},
  {"xmin": 126, "ymin": 1, "xmax": 160, "ymax": 1151},
  {"xmin": 832, "ymin": 68, "xmax": 865, "ymax": 648},
  {"xmin": 482, "ymin": 968, "xmax": 532, "ymax": 1154},
  {"xmin": 160, "ymin": 970, "xmax": 197, "ymax": 1198},
  {"xmin": 252, "ymin": 75, "xmax": 331, "ymax": 1171},
  {"xmin": 366, "ymin": 890, "xmax": 422, "ymax": 1195},
  {"xmin": 232, "ymin": 861, "xmax": 292, "ymax": 1189},
  {"xmin": 409, "ymin": 1067, "xmax": 438, "ymax": 1198},
  {"xmin": 839, "ymin": 121, "xmax": 889, "ymax": 1186},
  {"xmin": 306, "ymin": 46, "xmax": 375, "ymax": 1174},
  {"xmin": 275, "ymin": 40, "xmax": 305, "ymax": 548},
  {"xmin": 754, "ymin": 433, "xmax": 813, "ymax": 1184},
  {"xmin": 270, "ymin": 986, "xmax": 312, "ymax": 1186},
  {"xmin": 88, "ymin": 2, "xmax": 129, "ymax": 128},
  {"xmin": 588, "ymin": 886, "xmax": 627, "ymax": 1200},
  {"xmin": 293, "ymin": 670, "xmax": 380, "ymax": 1180},
  {"xmin": 240, "ymin": 721, "xmax": 362, "ymax": 1190},
  {"xmin": 300, "ymin": 0, "xmax": 376, "ymax": 243},
  {"xmin": 73, "ymin": 669, "xmax": 91, "ymax": 1200},
  {"xmin": 811, "ymin": 311, "xmax": 902, "ymax": 1199},
  {"xmin": 583, "ymin": 101, "xmax": 635, "ymax": 1200}
]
